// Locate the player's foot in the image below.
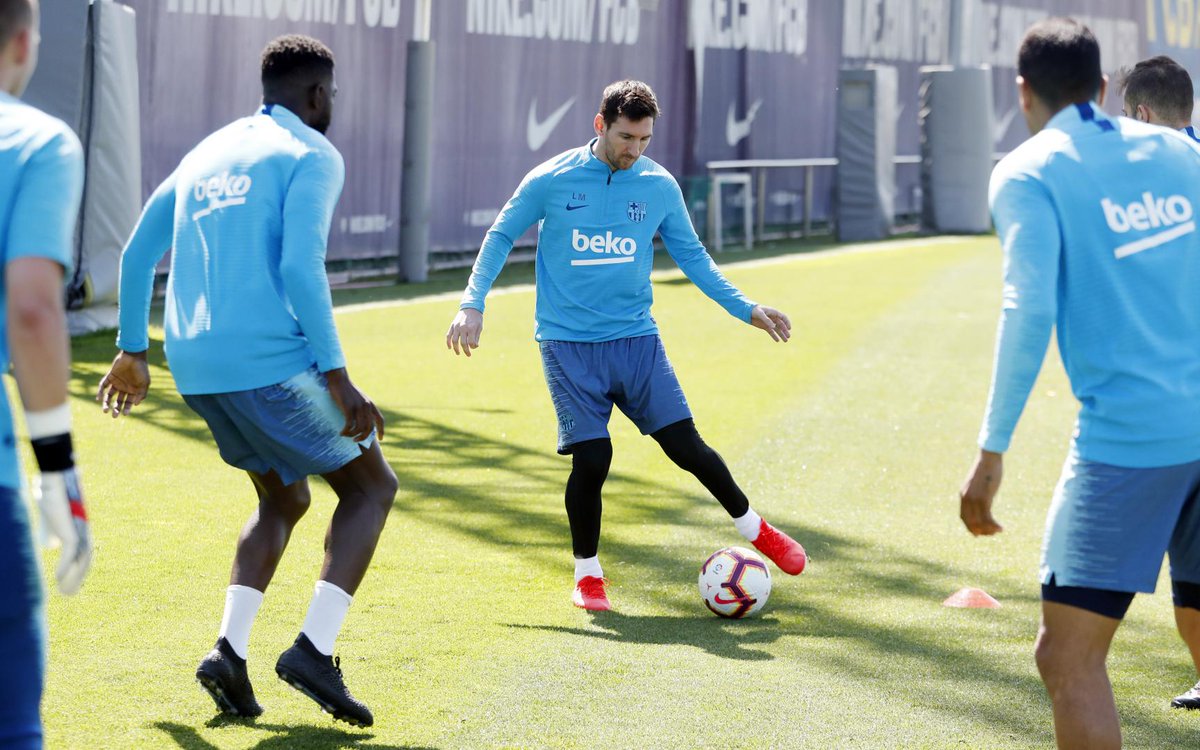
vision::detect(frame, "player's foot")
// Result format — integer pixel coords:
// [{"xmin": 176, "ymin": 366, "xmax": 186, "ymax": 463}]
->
[
  {"xmin": 275, "ymin": 634, "xmax": 373, "ymax": 727},
  {"xmin": 1171, "ymin": 680, "xmax": 1200, "ymax": 709},
  {"xmin": 195, "ymin": 637, "xmax": 263, "ymax": 718},
  {"xmin": 752, "ymin": 519, "xmax": 807, "ymax": 575},
  {"xmin": 572, "ymin": 575, "xmax": 611, "ymax": 611}
]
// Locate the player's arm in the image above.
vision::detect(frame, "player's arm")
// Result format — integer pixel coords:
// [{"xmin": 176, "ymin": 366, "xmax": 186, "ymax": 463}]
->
[
  {"xmin": 279, "ymin": 148, "xmax": 381, "ymax": 442},
  {"xmin": 959, "ymin": 168, "xmax": 1061, "ymax": 536},
  {"xmin": 97, "ymin": 170, "xmax": 179, "ymax": 418},
  {"xmin": 8, "ymin": 129, "xmax": 91, "ymax": 594},
  {"xmin": 447, "ymin": 171, "xmax": 548, "ymax": 356},
  {"xmin": 656, "ymin": 176, "xmax": 790, "ymax": 342}
]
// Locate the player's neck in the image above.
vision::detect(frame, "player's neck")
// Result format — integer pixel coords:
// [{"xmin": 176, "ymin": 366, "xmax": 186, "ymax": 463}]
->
[{"xmin": 591, "ymin": 140, "xmax": 618, "ymax": 173}]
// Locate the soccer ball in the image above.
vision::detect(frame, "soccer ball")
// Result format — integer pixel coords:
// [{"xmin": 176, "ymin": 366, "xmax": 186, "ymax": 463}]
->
[{"xmin": 698, "ymin": 546, "xmax": 771, "ymax": 618}]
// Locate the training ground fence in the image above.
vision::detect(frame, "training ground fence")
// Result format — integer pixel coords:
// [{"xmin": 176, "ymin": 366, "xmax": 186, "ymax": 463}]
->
[{"xmin": 28, "ymin": 1, "xmax": 1193, "ymax": 324}]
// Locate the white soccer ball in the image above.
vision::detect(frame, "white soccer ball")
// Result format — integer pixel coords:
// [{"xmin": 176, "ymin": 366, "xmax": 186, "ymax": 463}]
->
[{"xmin": 698, "ymin": 546, "xmax": 772, "ymax": 618}]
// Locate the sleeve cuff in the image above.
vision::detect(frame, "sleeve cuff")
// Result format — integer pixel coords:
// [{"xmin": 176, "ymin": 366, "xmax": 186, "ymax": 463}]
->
[
  {"xmin": 979, "ymin": 430, "xmax": 1012, "ymax": 454},
  {"xmin": 116, "ymin": 335, "xmax": 148, "ymax": 353}
]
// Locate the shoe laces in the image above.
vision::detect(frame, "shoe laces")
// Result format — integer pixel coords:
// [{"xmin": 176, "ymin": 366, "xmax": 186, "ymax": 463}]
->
[
  {"xmin": 756, "ymin": 524, "xmax": 786, "ymax": 555},
  {"xmin": 579, "ymin": 576, "xmax": 609, "ymax": 598},
  {"xmin": 333, "ymin": 655, "xmax": 343, "ymax": 679}
]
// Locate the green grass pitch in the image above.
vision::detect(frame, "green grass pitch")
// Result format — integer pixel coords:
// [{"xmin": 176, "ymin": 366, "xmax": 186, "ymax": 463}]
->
[{"xmin": 33, "ymin": 236, "xmax": 1200, "ymax": 748}]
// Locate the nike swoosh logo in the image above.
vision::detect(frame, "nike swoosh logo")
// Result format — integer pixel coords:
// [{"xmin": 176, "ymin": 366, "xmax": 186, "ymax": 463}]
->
[
  {"xmin": 527, "ymin": 97, "xmax": 576, "ymax": 152},
  {"xmin": 725, "ymin": 99, "xmax": 763, "ymax": 147},
  {"xmin": 994, "ymin": 107, "xmax": 1019, "ymax": 143},
  {"xmin": 566, "ymin": 203, "xmax": 588, "ymax": 211},
  {"xmin": 713, "ymin": 594, "xmax": 749, "ymax": 605}
]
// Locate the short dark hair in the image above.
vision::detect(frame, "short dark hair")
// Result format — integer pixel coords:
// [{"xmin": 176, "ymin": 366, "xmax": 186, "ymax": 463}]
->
[
  {"xmin": 598, "ymin": 80, "xmax": 660, "ymax": 126},
  {"xmin": 1118, "ymin": 55, "xmax": 1194, "ymax": 124},
  {"xmin": 1017, "ymin": 18, "xmax": 1103, "ymax": 111},
  {"xmin": 261, "ymin": 34, "xmax": 334, "ymax": 95},
  {"xmin": 0, "ymin": 0, "xmax": 34, "ymax": 48}
]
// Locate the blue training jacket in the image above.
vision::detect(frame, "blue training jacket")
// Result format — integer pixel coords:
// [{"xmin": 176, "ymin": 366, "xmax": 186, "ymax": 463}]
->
[
  {"xmin": 117, "ymin": 104, "xmax": 345, "ymax": 395},
  {"xmin": 0, "ymin": 92, "xmax": 83, "ymax": 490},
  {"xmin": 982, "ymin": 102, "xmax": 1200, "ymax": 468},
  {"xmin": 460, "ymin": 140, "xmax": 755, "ymax": 342}
]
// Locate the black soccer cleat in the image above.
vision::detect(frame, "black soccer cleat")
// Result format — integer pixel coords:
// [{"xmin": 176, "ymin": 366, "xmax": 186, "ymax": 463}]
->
[
  {"xmin": 275, "ymin": 633, "xmax": 374, "ymax": 728},
  {"xmin": 1171, "ymin": 680, "xmax": 1200, "ymax": 709},
  {"xmin": 195, "ymin": 637, "xmax": 264, "ymax": 718}
]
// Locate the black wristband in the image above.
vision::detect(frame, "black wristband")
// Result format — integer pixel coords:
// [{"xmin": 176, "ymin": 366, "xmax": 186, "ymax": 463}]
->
[{"xmin": 30, "ymin": 433, "xmax": 75, "ymax": 473}]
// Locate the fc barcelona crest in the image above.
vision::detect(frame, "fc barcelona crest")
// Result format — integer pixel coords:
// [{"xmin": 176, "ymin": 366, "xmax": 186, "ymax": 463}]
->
[{"xmin": 627, "ymin": 201, "xmax": 647, "ymax": 223}]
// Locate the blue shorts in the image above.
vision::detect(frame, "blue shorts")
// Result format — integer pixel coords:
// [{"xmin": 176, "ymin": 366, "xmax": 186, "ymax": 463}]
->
[
  {"xmin": 183, "ymin": 366, "xmax": 374, "ymax": 486},
  {"xmin": 0, "ymin": 487, "xmax": 45, "ymax": 749},
  {"xmin": 540, "ymin": 335, "xmax": 692, "ymax": 454},
  {"xmin": 1040, "ymin": 454, "xmax": 1200, "ymax": 593}
]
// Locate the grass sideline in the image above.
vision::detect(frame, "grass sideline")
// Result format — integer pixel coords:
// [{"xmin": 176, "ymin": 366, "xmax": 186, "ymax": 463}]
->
[{"xmin": 35, "ymin": 236, "xmax": 1200, "ymax": 748}]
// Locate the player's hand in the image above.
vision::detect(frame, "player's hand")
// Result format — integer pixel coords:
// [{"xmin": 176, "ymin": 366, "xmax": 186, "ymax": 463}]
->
[
  {"xmin": 959, "ymin": 449, "xmax": 1005, "ymax": 536},
  {"xmin": 36, "ymin": 467, "xmax": 92, "ymax": 595},
  {"xmin": 750, "ymin": 305, "xmax": 791, "ymax": 342},
  {"xmin": 96, "ymin": 350, "xmax": 150, "ymax": 418},
  {"xmin": 325, "ymin": 368, "xmax": 384, "ymax": 442},
  {"xmin": 446, "ymin": 308, "xmax": 483, "ymax": 357}
]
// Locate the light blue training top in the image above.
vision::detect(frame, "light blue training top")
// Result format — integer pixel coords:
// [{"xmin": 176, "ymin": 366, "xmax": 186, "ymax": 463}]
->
[
  {"xmin": 981, "ymin": 102, "xmax": 1200, "ymax": 468},
  {"xmin": 0, "ymin": 92, "xmax": 83, "ymax": 491},
  {"xmin": 460, "ymin": 140, "xmax": 754, "ymax": 342},
  {"xmin": 117, "ymin": 104, "xmax": 346, "ymax": 395}
]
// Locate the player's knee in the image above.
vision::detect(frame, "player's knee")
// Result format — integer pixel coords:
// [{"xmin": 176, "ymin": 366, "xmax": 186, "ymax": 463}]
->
[
  {"xmin": 1033, "ymin": 629, "xmax": 1068, "ymax": 684},
  {"xmin": 265, "ymin": 488, "xmax": 311, "ymax": 523},
  {"xmin": 372, "ymin": 466, "xmax": 399, "ymax": 512},
  {"xmin": 1034, "ymin": 626, "xmax": 1102, "ymax": 687},
  {"xmin": 657, "ymin": 424, "xmax": 714, "ymax": 472},
  {"xmin": 571, "ymin": 439, "xmax": 612, "ymax": 483}
]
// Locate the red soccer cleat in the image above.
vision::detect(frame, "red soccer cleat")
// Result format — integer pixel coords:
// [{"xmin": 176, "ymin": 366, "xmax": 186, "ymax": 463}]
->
[
  {"xmin": 752, "ymin": 520, "xmax": 807, "ymax": 575},
  {"xmin": 572, "ymin": 576, "xmax": 612, "ymax": 611}
]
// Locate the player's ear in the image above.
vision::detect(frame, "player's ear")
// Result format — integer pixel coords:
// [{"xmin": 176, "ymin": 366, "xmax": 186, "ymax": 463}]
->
[
  {"xmin": 1096, "ymin": 74, "xmax": 1108, "ymax": 108},
  {"xmin": 1015, "ymin": 75, "xmax": 1033, "ymax": 114},
  {"xmin": 593, "ymin": 113, "xmax": 605, "ymax": 136},
  {"xmin": 9, "ymin": 26, "xmax": 31, "ymax": 67}
]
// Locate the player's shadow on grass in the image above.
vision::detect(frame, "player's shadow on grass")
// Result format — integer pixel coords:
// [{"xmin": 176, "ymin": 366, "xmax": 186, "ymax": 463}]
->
[
  {"xmin": 153, "ymin": 720, "xmax": 437, "ymax": 750},
  {"xmin": 507, "ymin": 612, "xmax": 786, "ymax": 661}
]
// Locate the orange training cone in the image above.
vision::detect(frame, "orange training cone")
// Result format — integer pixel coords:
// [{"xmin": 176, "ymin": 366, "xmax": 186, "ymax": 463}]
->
[{"xmin": 943, "ymin": 587, "xmax": 1001, "ymax": 609}]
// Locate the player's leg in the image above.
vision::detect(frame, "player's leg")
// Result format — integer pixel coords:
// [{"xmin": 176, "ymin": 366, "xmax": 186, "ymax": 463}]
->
[
  {"xmin": 1035, "ymin": 597, "xmax": 1125, "ymax": 749},
  {"xmin": 540, "ymin": 341, "xmax": 616, "ymax": 610},
  {"xmin": 196, "ymin": 471, "xmax": 309, "ymax": 718},
  {"xmin": 234, "ymin": 366, "xmax": 397, "ymax": 728},
  {"xmin": 1166, "ymin": 462, "xmax": 1200, "ymax": 708},
  {"xmin": 1038, "ymin": 455, "xmax": 1193, "ymax": 737},
  {"xmin": 566, "ymin": 438, "xmax": 612, "ymax": 610},
  {"xmin": 0, "ymin": 487, "xmax": 45, "ymax": 749},
  {"xmin": 618, "ymin": 336, "xmax": 806, "ymax": 574}
]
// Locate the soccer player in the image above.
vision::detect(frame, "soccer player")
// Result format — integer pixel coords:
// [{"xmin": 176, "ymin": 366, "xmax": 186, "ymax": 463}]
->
[
  {"xmin": 958, "ymin": 19, "xmax": 1200, "ymax": 748},
  {"xmin": 1117, "ymin": 55, "xmax": 1200, "ymax": 142},
  {"xmin": 97, "ymin": 35, "xmax": 395, "ymax": 728},
  {"xmin": 0, "ymin": 0, "xmax": 93, "ymax": 746},
  {"xmin": 445, "ymin": 80, "xmax": 806, "ymax": 612}
]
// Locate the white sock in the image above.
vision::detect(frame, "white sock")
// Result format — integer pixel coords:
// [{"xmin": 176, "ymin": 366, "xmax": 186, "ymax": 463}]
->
[
  {"xmin": 574, "ymin": 556, "xmax": 603, "ymax": 582},
  {"xmin": 301, "ymin": 580, "xmax": 353, "ymax": 656},
  {"xmin": 733, "ymin": 508, "xmax": 763, "ymax": 542},
  {"xmin": 218, "ymin": 585, "xmax": 264, "ymax": 660}
]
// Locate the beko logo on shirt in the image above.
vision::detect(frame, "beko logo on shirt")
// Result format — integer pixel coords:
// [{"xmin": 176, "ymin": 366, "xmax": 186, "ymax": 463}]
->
[
  {"xmin": 1101, "ymin": 192, "xmax": 1196, "ymax": 259},
  {"xmin": 571, "ymin": 229, "xmax": 637, "ymax": 266},
  {"xmin": 192, "ymin": 171, "xmax": 252, "ymax": 220}
]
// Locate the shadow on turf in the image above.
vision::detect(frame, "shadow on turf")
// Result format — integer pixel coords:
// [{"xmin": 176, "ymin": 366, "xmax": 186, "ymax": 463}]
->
[
  {"xmin": 153, "ymin": 720, "xmax": 438, "ymax": 750},
  {"xmin": 508, "ymin": 612, "xmax": 786, "ymax": 661}
]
